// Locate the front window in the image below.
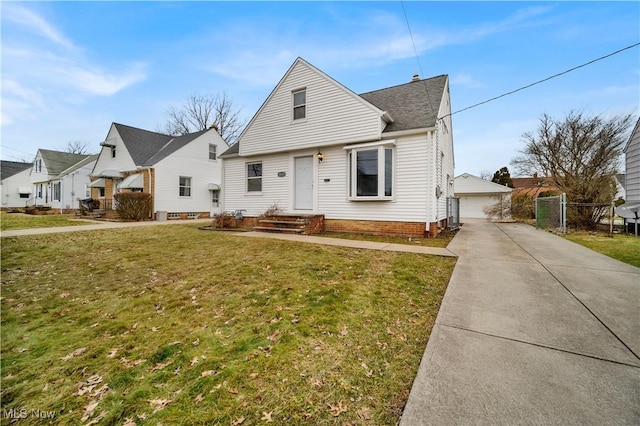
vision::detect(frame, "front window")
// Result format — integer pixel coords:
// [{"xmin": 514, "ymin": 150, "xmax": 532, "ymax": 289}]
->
[
  {"xmin": 348, "ymin": 144, "xmax": 394, "ymax": 200},
  {"xmin": 247, "ymin": 162, "xmax": 262, "ymax": 192},
  {"xmin": 53, "ymin": 182, "xmax": 61, "ymax": 201},
  {"xmin": 209, "ymin": 144, "xmax": 217, "ymax": 160},
  {"xmin": 293, "ymin": 89, "xmax": 306, "ymax": 120},
  {"xmin": 179, "ymin": 177, "xmax": 192, "ymax": 197}
]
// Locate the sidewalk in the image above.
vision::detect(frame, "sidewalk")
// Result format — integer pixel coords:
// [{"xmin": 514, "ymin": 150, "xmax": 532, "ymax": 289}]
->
[
  {"xmin": 236, "ymin": 231, "xmax": 456, "ymax": 257},
  {"xmin": 1, "ymin": 218, "xmax": 212, "ymax": 238},
  {"xmin": 400, "ymin": 219, "xmax": 640, "ymax": 425}
]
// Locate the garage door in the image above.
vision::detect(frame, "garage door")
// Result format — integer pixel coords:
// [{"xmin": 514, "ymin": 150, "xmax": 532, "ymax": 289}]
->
[{"xmin": 459, "ymin": 194, "xmax": 500, "ymax": 218}]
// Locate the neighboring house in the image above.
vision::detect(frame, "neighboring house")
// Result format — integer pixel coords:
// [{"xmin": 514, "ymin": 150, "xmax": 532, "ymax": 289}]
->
[
  {"xmin": 220, "ymin": 57, "xmax": 454, "ymax": 237},
  {"xmin": 90, "ymin": 123, "xmax": 229, "ymax": 219},
  {"xmin": 623, "ymin": 118, "xmax": 639, "ymax": 204},
  {"xmin": 30, "ymin": 149, "xmax": 97, "ymax": 211},
  {"xmin": 1, "ymin": 161, "xmax": 33, "ymax": 208},
  {"xmin": 511, "ymin": 173, "xmax": 559, "ymax": 198},
  {"xmin": 616, "ymin": 118, "xmax": 640, "ymax": 233},
  {"xmin": 454, "ymin": 173, "xmax": 512, "ymax": 219}
]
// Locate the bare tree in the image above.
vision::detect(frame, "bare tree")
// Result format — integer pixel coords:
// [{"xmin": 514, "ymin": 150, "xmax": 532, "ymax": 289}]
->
[
  {"xmin": 511, "ymin": 111, "xmax": 634, "ymax": 229},
  {"xmin": 65, "ymin": 141, "xmax": 92, "ymax": 155},
  {"xmin": 163, "ymin": 92, "xmax": 246, "ymax": 144},
  {"xmin": 479, "ymin": 170, "xmax": 493, "ymax": 180}
]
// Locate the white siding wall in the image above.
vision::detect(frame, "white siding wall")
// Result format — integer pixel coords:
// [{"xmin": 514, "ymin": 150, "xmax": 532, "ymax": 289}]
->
[
  {"xmin": 223, "ymin": 154, "xmax": 291, "ymax": 216},
  {"xmin": 153, "ymin": 132, "xmax": 227, "ymax": 214},
  {"xmin": 224, "ymin": 132, "xmax": 433, "ymax": 223},
  {"xmin": 434, "ymin": 78, "xmax": 455, "ymax": 222},
  {"xmin": 240, "ymin": 60, "xmax": 383, "ymax": 156},
  {"xmin": 30, "ymin": 152, "xmax": 50, "ymax": 206},
  {"xmin": 1, "ymin": 169, "xmax": 32, "ymax": 208},
  {"xmin": 92, "ymin": 126, "xmax": 137, "ymax": 175},
  {"xmin": 625, "ymin": 122, "xmax": 640, "ymax": 202},
  {"xmin": 50, "ymin": 160, "xmax": 96, "ymax": 210}
]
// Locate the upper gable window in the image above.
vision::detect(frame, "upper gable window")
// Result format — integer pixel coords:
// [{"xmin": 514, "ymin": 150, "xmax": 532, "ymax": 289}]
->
[
  {"xmin": 209, "ymin": 144, "xmax": 217, "ymax": 161},
  {"xmin": 292, "ymin": 89, "xmax": 306, "ymax": 121},
  {"xmin": 111, "ymin": 147, "xmax": 116, "ymax": 159}
]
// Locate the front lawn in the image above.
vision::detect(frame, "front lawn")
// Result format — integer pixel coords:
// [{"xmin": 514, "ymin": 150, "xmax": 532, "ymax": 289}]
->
[
  {"xmin": 1, "ymin": 224, "xmax": 455, "ymax": 425},
  {"xmin": 0, "ymin": 211, "xmax": 92, "ymax": 231},
  {"xmin": 563, "ymin": 231, "xmax": 640, "ymax": 268}
]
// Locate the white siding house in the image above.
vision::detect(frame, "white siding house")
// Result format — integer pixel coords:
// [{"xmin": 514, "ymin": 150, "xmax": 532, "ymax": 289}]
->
[
  {"xmin": 624, "ymin": 118, "xmax": 639, "ymax": 204},
  {"xmin": 454, "ymin": 173, "xmax": 512, "ymax": 219},
  {"xmin": 1, "ymin": 161, "xmax": 33, "ymax": 208},
  {"xmin": 221, "ymin": 57, "xmax": 455, "ymax": 237},
  {"xmin": 90, "ymin": 123, "xmax": 228, "ymax": 218},
  {"xmin": 29, "ymin": 150, "xmax": 97, "ymax": 211}
]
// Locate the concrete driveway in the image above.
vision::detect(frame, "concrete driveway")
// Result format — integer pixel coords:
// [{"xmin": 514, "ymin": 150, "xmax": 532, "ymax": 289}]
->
[{"xmin": 401, "ymin": 219, "xmax": 640, "ymax": 425}]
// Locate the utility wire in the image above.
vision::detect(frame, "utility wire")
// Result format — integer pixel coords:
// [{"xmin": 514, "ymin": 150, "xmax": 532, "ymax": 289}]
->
[
  {"xmin": 400, "ymin": 0, "xmax": 436, "ymax": 120},
  {"xmin": 442, "ymin": 42, "xmax": 640, "ymax": 119}
]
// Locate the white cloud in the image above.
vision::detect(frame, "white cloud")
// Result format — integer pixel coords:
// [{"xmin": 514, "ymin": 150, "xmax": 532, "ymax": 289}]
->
[
  {"xmin": 204, "ymin": 5, "xmax": 554, "ymax": 87},
  {"xmin": 53, "ymin": 63, "xmax": 148, "ymax": 96},
  {"xmin": 3, "ymin": 5, "xmax": 76, "ymax": 51},
  {"xmin": 1, "ymin": 6, "xmax": 148, "ymax": 128},
  {"xmin": 451, "ymin": 74, "xmax": 485, "ymax": 89}
]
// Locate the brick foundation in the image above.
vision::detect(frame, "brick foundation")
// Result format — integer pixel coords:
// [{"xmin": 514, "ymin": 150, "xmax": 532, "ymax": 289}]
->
[{"xmin": 325, "ymin": 219, "xmax": 428, "ymax": 238}]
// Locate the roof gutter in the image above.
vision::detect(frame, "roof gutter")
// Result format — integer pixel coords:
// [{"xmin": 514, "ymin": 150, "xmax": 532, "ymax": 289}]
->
[{"xmin": 381, "ymin": 127, "xmax": 435, "ymax": 138}]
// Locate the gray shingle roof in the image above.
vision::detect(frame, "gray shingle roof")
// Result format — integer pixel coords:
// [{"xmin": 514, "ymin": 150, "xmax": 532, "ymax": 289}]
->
[
  {"xmin": 39, "ymin": 149, "xmax": 92, "ymax": 175},
  {"xmin": 113, "ymin": 123, "xmax": 211, "ymax": 166},
  {"xmin": 55, "ymin": 155, "xmax": 98, "ymax": 178},
  {"xmin": 1, "ymin": 161, "xmax": 32, "ymax": 181},
  {"xmin": 359, "ymin": 74, "xmax": 448, "ymax": 133}
]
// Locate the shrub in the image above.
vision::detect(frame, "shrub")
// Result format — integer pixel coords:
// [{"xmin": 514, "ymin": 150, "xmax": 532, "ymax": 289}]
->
[{"xmin": 114, "ymin": 192, "xmax": 152, "ymax": 221}]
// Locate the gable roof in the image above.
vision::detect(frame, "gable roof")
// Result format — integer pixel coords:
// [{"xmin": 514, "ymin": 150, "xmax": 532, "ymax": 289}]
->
[
  {"xmin": 112, "ymin": 123, "xmax": 213, "ymax": 166},
  {"xmin": 360, "ymin": 75, "xmax": 448, "ymax": 133},
  {"xmin": 38, "ymin": 149, "xmax": 92, "ymax": 175},
  {"xmin": 454, "ymin": 173, "xmax": 512, "ymax": 194},
  {"xmin": 221, "ymin": 58, "xmax": 449, "ymax": 157},
  {"xmin": 624, "ymin": 117, "xmax": 640, "ymax": 153},
  {"xmin": 1, "ymin": 161, "xmax": 32, "ymax": 180},
  {"xmin": 55, "ymin": 154, "xmax": 98, "ymax": 178}
]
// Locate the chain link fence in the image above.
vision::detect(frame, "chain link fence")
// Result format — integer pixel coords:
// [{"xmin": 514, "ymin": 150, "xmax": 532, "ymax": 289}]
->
[{"xmin": 536, "ymin": 193, "xmax": 566, "ymax": 233}]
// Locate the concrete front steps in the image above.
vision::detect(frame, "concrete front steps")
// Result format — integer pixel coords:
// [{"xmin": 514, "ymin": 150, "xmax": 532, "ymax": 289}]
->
[{"xmin": 253, "ymin": 214, "xmax": 324, "ymax": 235}]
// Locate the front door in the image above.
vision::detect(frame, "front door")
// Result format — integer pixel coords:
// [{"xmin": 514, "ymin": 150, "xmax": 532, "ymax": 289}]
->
[{"xmin": 295, "ymin": 156, "xmax": 313, "ymax": 210}]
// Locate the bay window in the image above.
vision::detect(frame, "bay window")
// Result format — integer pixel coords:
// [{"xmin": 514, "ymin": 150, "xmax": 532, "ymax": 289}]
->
[{"xmin": 347, "ymin": 142, "xmax": 395, "ymax": 200}]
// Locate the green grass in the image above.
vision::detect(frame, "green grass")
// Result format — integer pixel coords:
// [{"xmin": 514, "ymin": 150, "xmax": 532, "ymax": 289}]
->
[
  {"xmin": 0, "ymin": 211, "xmax": 93, "ymax": 231},
  {"xmin": 1, "ymin": 224, "xmax": 456, "ymax": 425},
  {"xmin": 563, "ymin": 231, "xmax": 640, "ymax": 267}
]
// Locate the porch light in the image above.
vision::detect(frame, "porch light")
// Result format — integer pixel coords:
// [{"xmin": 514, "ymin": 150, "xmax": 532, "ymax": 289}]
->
[{"xmin": 317, "ymin": 151, "xmax": 324, "ymax": 162}]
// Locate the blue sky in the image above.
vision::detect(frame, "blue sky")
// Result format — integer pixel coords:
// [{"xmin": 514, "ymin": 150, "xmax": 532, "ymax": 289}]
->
[{"xmin": 2, "ymin": 1, "xmax": 638, "ymax": 177}]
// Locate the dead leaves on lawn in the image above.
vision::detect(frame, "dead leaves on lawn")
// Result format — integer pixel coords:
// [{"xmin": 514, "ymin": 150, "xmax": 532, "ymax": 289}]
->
[
  {"xmin": 61, "ymin": 347, "xmax": 86, "ymax": 361},
  {"xmin": 328, "ymin": 400, "xmax": 348, "ymax": 417}
]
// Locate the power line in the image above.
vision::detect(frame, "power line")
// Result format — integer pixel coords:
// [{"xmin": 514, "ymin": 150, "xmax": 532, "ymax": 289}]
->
[
  {"xmin": 400, "ymin": 1, "xmax": 436, "ymax": 121},
  {"xmin": 443, "ymin": 42, "xmax": 640, "ymax": 119}
]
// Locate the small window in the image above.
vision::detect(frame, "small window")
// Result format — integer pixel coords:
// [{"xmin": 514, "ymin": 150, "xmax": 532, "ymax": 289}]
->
[
  {"xmin": 209, "ymin": 144, "xmax": 217, "ymax": 160},
  {"xmin": 348, "ymin": 144, "xmax": 395, "ymax": 200},
  {"xmin": 211, "ymin": 189, "xmax": 220, "ymax": 206},
  {"xmin": 293, "ymin": 89, "xmax": 306, "ymax": 120},
  {"xmin": 98, "ymin": 187, "xmax": 105, "ymax": 198},
  {"xmin": 20, "ymin": 193, "xmax": 29, "ymax": 199},
  {"xmin": 168, "ymin": 212, "xmax": 181, "ymax": 219},
  {"xmin": 247, "ymin": 162, "xmax": 262, "ymax": 192},
  {"xmin": 179, "ymin": 177, "xmax": 192, "ymax": 197},
  {"xmin": 112, "ymin": 147, "xmax": 116, "ymax": 158}
]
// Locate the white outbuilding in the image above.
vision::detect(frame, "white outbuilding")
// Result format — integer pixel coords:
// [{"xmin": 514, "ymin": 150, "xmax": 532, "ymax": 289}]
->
[{"xmin": 454, "ymin": 173, "xmax": 513, "ymax": 219}]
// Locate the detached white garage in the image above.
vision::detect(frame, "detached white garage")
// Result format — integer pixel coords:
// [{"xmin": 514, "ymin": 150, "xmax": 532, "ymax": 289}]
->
[{"xmin": 454, "ymin": 173, "xmax": 512, "ymax": 219}]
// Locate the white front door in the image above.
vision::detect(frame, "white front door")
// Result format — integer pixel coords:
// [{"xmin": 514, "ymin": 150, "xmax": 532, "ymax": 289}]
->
[{"xmin": 295, "ymin": 156, "xmax": 313, "ymax": 210}]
